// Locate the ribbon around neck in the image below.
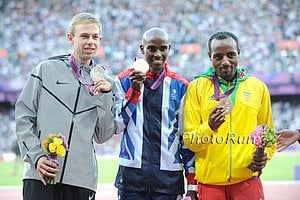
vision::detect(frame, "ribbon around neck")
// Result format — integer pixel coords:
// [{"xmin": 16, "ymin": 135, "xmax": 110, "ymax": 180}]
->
[
  {"xmin": 213, "ymin": 72, "xmax": 237, "ymax": 101},
  {"xmin": 145, "ymin": 69, "xmax": 166, "ymax": 90},
  {"xmin": 68, "ymin": 54, "xmax": 96, "ymax": 86}
]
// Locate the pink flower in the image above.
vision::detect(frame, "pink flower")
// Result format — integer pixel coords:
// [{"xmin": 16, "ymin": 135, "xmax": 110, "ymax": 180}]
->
[
  {"xmin": 250, "ymin": 125, "xmax": 275, "ymax": 148},
  {"xmin": 248, "ymin": 125, "xmax": 276, "ymax": 174}
]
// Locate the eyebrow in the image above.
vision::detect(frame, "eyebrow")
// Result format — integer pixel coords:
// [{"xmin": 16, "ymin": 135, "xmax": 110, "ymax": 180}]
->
[{"xmin": 79, "ymin": 32, "xmax": 99, "ymax": 35}]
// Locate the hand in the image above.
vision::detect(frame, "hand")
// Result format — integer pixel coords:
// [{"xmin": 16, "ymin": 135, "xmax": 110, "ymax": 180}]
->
[
  {"xmin": 208, "ymin": 106, "xmax": 226, "ymax": 131},
  {"xmin": 276, "ymin": 129, "xmax": 300, "ymax": 152},
  {"xmin": 250, "ymin": 149, "xmax": 267, "ymax": 172},
  {"xmin": 129, "ymin": 70, "xmax": 146, "ymax": 91},
  {"xmin": 186, "ymin": 190, "xmax": 199, "ymax": 200},
  {"xmin": 93, "ymin": 79, "xmax": 112, "ymax": 95},
  {"xmin": 36, "ymin": 156, "xmax": 59, "ymax": 185}
]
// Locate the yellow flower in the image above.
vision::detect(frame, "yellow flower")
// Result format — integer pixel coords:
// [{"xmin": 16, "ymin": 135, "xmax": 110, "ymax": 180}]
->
[
  {"xmin": 56, "ymin": 145, "xmax": 66, "ymax": 156},
  {"xmin": 49, "ymin": 137, "xmax": 66, "ymax": 156}
]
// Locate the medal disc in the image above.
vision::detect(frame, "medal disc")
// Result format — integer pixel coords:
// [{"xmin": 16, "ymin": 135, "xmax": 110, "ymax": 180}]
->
[
  {"xmin": 218, "ymin": 97, "xmax": 233, "ymax": 115},
  {"xmin": 90, "ymin": 66, "xmax": 105, "ymax": 81},
  {"xmin": 133, "ymin": 58, "xmax": 149, "ymax": 73}
]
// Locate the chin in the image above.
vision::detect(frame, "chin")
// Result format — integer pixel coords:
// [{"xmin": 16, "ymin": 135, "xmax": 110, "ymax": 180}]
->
[
  {"xmin": 219, "ymin": 72, "xmax": 232, "ymax": 80},
  {"xmin": 150, "ymin": 63, "xmax": 163, "ymax": 69},
  {"xmin": 225, "ymin": 75, "xmax": 236, "ymax": 81}
]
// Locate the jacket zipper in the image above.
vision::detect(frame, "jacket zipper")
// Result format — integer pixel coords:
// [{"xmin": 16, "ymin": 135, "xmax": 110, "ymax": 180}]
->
[
  {"xmin": 228, "ymin": 112, "xmax": 233, "ymax": 184},
  {"xmin": 60, "ymin": 84, "xmax": 81, "ymax": 183}
]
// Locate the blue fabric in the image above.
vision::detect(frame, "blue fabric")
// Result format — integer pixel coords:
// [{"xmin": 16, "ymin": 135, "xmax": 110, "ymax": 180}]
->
[{"xmin": 118, "ymin": 189, "xmax": 182, "ymax": 200}]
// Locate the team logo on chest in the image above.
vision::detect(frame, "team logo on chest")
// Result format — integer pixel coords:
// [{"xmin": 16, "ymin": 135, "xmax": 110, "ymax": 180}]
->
[{"xmin": 242, "ymin": 91, "xmax": 251, "ymax": 102}]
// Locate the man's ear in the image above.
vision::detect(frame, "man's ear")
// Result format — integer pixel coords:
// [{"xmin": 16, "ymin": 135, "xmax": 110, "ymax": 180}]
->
[
  {"xmin": 140, "ymin": 45, "xmax": 144, "ymax": 54},
  {"xmin": 66, "ymin": 33, "xmax": 73, "ymax": 43},
  {"xmin": 238, "ymin": 48, "xmax": 241, "ymax": 57},
  {"xmin": 207, "ymin": 52, "xmax": 211, "ymax": 58}
]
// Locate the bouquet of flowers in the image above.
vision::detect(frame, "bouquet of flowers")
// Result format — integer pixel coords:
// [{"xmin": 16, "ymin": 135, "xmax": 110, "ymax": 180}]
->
[
  {"xmin": 248, "ymin": 125, "xmax": 276, "ymax": 172},
  {"xmin": 42, "ymin": 133, "xmax": 69, "ymax": 184}
]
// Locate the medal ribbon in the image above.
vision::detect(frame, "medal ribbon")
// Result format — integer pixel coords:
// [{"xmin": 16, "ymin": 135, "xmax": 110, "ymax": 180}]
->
[
  {"xmin": 68, "ymin": 54, "xmax": 96, "ymax": 86},
  {"xmin": 144, "ymin": 69, "xmax": 166, "ymax": 90},
  {"xmin": 68, "ymin": 54, "xmax": 96, "ymax": 95},
  {"xmin": 213, "ymin": 72, "xmax": 236, "ymax": 101}
]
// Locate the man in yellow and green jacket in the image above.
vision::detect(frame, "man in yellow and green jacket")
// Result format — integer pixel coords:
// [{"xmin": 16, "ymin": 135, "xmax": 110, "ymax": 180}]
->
[{"xmin": 183, "ymin": 31, "xmax": 276, "ymax": 200}]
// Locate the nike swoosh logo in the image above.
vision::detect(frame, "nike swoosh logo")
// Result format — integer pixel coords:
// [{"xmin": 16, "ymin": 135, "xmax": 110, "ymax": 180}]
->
[
  {"xmin": 56, "ymin": 80, "xmax": 69, "ymax": 85},
  {"xmin": 88, "ymin": 193, "xmax": 95, "ymax": 200}
]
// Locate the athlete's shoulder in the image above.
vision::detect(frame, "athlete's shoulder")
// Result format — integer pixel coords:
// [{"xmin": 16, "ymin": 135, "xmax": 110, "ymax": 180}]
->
[
  {"xmin": 165, "ymin": 65, "xmax": 189, "ymax": 86},
  {"xmin": 48, "ymin": 54, "xmax": 70, "ymax": 61},
  {"xmin": 117, "ymin": 68, "xmax": 134, "ymax": 80}
]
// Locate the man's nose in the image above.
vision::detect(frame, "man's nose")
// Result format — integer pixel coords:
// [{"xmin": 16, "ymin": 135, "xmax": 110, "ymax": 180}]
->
[
  {"xmin": 154, "ymin": 51, "xmax": 162, "ymax": 58},
  {"xmin": 221, "ymin": 56, "xmax": 230, "ymax": 65},
  {"xmin": 87, "ymin": 36, "xmax": 94, "ymax": 44}
]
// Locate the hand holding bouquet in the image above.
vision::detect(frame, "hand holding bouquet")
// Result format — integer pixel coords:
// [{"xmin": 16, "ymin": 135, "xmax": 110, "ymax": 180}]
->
[
  {"xmin": 248, "ymin": 125, "xmax": 276, "ymax": 173},
  {"xmin": 42, "ymin": 133, "xmax": 69, "ymax": 184}
]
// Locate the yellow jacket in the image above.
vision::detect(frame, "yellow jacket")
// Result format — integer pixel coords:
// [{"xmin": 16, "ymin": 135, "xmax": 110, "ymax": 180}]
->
[{"xmin": 183, "ymin": 67, "xmax": 276, "ymax": 185}]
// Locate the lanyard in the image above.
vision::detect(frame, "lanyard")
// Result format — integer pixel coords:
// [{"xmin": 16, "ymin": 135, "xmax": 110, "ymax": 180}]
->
[
  {"xmin": 213, "ymin": 72, "xmax": 237, "ymax": 101},
  {"xmin": 120, "ymin": 69, "xmax": 166, "ymax": 115},
  {"xmin": 144, "ymin": 69, "xmax": 166, "ymax": 90},
  {"xmin": 68, "ymin": 54, "xmax": 96, "ymax": 86}
]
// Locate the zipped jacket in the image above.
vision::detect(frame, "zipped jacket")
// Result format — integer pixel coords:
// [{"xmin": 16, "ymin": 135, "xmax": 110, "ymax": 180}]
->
[
  {"xmin": 114, "ymin": 63, "xmax": 195, "ymax": 194},
  {"xmin": 183, "ymin": 67, "xmax": 276, "ymax": 185},
  {"xmin": 15, "ymin": 55, "xmax": 115, "ymax": 191}
]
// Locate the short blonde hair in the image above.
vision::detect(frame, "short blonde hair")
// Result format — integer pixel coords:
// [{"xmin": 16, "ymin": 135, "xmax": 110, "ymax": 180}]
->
[{"xmin": 69, "ymin": 12, "xmax": 102, "ymax": 36}]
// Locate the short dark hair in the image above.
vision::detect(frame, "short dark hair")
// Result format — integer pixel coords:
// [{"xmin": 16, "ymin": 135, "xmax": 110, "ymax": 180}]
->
[{"xmin": 207, "ymin": 31, "xmax": 239, "ymax": 53}]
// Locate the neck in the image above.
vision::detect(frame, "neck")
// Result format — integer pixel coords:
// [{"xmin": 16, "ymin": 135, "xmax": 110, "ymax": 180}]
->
[
  {"xmin": 221, "ymin": 73, "xmax": 236, "ymax": 83},
  {"xmin": 73, "ymin": 54, "xmax": 91, "ymax": 66},
  {"xmin": 152, "ymin": 67, "xmax": 164, "ymax": 75}
]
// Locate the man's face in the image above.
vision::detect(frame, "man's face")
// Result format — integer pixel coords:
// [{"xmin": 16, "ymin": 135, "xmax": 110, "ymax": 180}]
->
[
  {"xmin": 141, "ymin": 37, "xmax": 170, "ymax": 73},
  {"xmin": 67, "ymin": 23, "xmax": 101, "ymax": 64},
  {"xmin": 208, "ymin": 38, "xmax": 240, "ymax": 81}
]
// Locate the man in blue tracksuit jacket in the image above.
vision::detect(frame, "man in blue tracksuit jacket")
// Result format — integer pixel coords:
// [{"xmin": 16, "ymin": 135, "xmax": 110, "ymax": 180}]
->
[{"xmin": 114, "ymin": 27, "xmax": 198, "ymax": 200}]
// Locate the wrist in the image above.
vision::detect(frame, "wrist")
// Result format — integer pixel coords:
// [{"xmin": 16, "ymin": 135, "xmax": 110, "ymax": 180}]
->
[
  {"xmin": 187, "ymin": 184, "xmax": 198, "ymax": 192},
  {"xmin": 131, "ymin": 87, "xmax": 140, "ymax": 92},
  {"xmin": 35, "ymin": 155, "xmax": 46, "ymax": 169},
  {"xmin": 131, "ymin": 85, "xmax": 141, "ymax": 92},
  {"xmin": 186, "ymin": 173, "xmax": 197, "ymax": 185}
]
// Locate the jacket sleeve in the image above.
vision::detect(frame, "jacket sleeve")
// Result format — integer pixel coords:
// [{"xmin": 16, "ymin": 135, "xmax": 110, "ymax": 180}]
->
[
  {"xmin": 93, "ymin": 89, "xmax": 115, "ymax": 144},
  {"xmin": 257, "ymin": 81, "xmax": 276, "ymax": 160},
  {"xmin": 15, "ymin": 63, "xmax": 45, "ymax": 166},
  {"xmin": 113, "ymin": 76, "xmax": 141, "ymax": 134},
  {"xmin": 178, "ymin": 95, "xmax": 197, "ymax": 184},
  {"xmin": 183, "ymin": 79, "xmax": 215, "ymax": 152}
]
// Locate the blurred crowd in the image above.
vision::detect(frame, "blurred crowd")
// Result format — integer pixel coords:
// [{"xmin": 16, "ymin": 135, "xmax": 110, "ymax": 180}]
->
[
  {"xmin": 0, "ymin": 107, "xmax": 16, "ymax": 154},
  {"xmin": 0, "ymin": 0, "xmax": 299, "ymax": 82}
]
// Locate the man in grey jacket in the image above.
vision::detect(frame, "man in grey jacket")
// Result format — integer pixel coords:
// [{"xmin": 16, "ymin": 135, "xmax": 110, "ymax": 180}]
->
[{"xmin": 15, "ymin": 12, "xmax": 115, "ymax": 200}]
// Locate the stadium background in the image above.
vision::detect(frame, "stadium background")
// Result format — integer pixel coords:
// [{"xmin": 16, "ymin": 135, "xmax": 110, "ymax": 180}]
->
[{"xmin": 0, "ymin": 0, "xmax": 299, "ymax": 199}]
